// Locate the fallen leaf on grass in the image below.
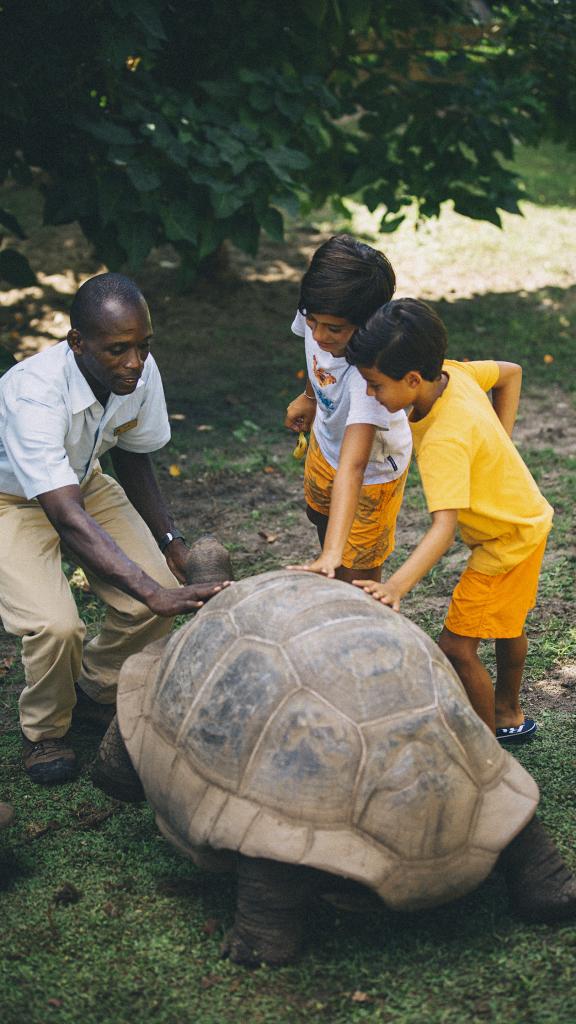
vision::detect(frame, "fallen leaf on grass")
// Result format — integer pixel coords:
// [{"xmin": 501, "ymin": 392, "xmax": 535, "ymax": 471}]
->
[
  {"xmin": 71, "ymin": 803, "xmax": 114, "ymax": 829},
  {"xmin": 263, "ymin": 466, "xmax": 276, "ymax": 474},
  {"xmin": 0, "ymin": 656, "xmax": 14, "ymax": 675},
  {"xmin": 258, "ymin": 530, "xmax": 279, "ymax": 544},
  {"xmin": 543, "ymin": 353, "xmax": 554, "ymax": 364},
  {"xmin": 47, "ymin": 998, "xmax": 63, "ymax": 1008},
  {"xmin": 69, "ymin": 567, "xmax": 91, "ymax": 592},
  {"xmin": 168, "ymin": 464, "xmax": 182, "ymax": 477},
  {"xmin": 351, "ymin": 990, "xmax": 372, "ymax": 1003},
  {"xmin": 25, "ymin": 819, "xmax": 61, "ymax": 840},
  {"xmin": 196, "ymin": 424, "xmax": 214, "ymax": 432},
  {"xmin": 296, "ymin": 369, "xmax": 305, "ymax": 379}
]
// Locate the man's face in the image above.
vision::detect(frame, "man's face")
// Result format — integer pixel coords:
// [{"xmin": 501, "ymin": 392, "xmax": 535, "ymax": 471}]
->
[
  {"xmin": 358, "ymin": 365, "xmax": 418, "ymax": 413},
  {"xmin": 68, "ymin": 298, "xmax": 153, "ymax": 400},
  {"xmin": 305, "ymin": 313, "xmax": 357, "ymax": 358}
]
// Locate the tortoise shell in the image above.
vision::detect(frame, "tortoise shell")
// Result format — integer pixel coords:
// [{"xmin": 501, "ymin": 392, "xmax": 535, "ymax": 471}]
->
[{"xmin": 118, "ymin": 571, "xmax": 538, "ymax": 911}]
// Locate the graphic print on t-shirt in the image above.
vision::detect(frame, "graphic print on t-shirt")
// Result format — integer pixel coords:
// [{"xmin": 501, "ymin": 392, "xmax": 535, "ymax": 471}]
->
[{"xmin": 312, "ymin": 354, "xmax": 337, "ymax": 388}]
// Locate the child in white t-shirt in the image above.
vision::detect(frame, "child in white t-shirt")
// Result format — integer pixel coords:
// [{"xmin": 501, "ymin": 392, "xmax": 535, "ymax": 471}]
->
[{"xmin": 285, "ymin": 235, "xmax": 412, "ymax": 583}]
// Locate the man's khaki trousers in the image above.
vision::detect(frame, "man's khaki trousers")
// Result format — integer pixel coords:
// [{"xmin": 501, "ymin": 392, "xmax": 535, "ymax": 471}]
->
[{"xmin": 0, "ymin": 468, "xmax": 177, "ymax": 742}]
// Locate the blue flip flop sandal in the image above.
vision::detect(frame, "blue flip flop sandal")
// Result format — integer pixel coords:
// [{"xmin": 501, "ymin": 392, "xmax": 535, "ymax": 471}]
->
[{"xmin": 496, "ymin": 718, "xmax": 538, "ymax": 744}]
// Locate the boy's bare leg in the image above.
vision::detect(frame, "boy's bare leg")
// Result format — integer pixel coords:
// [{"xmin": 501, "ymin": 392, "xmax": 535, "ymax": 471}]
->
[
  {"xmin": 438, "ymin": 628, "xmax": 495, "ymax": 732},
  {"xmin": 494, "ymin": 631, "xmax": 527, "ymax": 729}
]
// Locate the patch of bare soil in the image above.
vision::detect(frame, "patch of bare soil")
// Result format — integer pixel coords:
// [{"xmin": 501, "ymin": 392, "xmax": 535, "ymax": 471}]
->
[{"xmin": 0, "ymin": 224, "xmax": 574, "ymax": 716}]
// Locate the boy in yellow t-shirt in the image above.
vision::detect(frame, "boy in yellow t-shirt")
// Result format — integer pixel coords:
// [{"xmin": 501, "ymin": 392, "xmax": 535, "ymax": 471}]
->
[{"xmin": 346, "ymin": 298, "xmax": 553, "ymax": 741}]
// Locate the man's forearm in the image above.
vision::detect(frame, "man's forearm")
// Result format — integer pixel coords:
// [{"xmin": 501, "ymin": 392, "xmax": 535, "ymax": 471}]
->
[
  {"xmin": 43, "ymin": 499, "xmax": 162, "ymax": 604},
  {"xmin": 110, "ymin": 448, "xmax": 178, "ymax": 542}
]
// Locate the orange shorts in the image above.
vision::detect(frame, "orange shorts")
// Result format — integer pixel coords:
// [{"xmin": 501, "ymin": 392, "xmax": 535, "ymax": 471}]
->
[
  {"xmin": 303, "ymin": 431, "xmax": 408, "ymax": 570},
  {"xmin": 444, "ymin": 537, "xmax": 548, "ymax": 639}
]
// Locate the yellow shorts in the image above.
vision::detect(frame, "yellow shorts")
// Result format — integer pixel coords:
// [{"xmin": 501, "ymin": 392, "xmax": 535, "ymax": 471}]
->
[
  {"xmin": 444, "ymin": 537, "xmax": 548, "ymax": 639},
  {"xmin": 303, "ymin": 431, "xmax": 408, "ymax": 570}
]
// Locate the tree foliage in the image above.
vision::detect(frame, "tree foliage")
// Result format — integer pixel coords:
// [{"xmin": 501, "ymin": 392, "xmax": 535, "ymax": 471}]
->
[{"xmin": 0, "ymin": 0, "xmax": 574, "ymax": 285}]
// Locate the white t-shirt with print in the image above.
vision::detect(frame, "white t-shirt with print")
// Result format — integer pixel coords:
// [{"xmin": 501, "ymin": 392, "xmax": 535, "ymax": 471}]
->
[
  {"xmin": 0, "ymin": 341, "xmax": 171, "ymax": 499},
  {"xmin": 292, "ymin": 311, "xmax": 412, "ymax": 484}
]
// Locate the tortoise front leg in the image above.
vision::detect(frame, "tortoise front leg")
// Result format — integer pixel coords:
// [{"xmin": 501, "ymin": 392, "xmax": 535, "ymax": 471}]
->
[
  {"xmin": 91, "ymin": 714, "xmax": 145, "ymax": 804},
  {"xmin": 222, "ymin": 855, "xmax": 315, "ymax": 967}
]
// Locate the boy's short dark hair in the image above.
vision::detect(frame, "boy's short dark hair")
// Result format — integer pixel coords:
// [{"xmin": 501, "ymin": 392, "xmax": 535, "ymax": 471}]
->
[
  {"xmin": 70, "ymin": 273, "xmax": 146, "ymax": 337},
  {"xmin": 346, "ymin": 298, "xmax": 447, "ymax": 381},
  {"xmin": 298, "ymin": 234, "xmax": 396, "ymax": 327}
]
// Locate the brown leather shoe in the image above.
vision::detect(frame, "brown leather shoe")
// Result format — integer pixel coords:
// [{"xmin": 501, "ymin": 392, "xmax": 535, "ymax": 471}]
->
[
  {"xmin": 72, "ymin": 686, "xmax": 116, "ymax": 730},
  {"xmin": 22, "ymin": 732, "xmax": 77, "ymax": 784}
]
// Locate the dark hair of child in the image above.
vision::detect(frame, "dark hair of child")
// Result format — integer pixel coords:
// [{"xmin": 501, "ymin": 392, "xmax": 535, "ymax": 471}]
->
[
  {"xmin": 70, "ymin": 272, "xmax": 146, "ymax": 338},
  {"xmin": 298, "ymin": 234, "xmax": 396, "ymax": 327},
  {"xmin": 346, "ymin": 298, "xmax": 448, "ymax": 381}
]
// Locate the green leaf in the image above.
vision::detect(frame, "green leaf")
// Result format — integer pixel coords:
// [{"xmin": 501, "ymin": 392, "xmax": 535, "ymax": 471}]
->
[
  {"xmin": 211, "ymin": 189, "xmax": 245, "ymax": 219},
  {"xmin": 452, "ymin": 189, "xmax": 502, "ymax": 227},
  {"xmin": 228, "ymin": 212, "xmax": 260, "ymax": 256},
  {"xmin": 97, "ymin": 175, "xmax": 132, "ymax": 225},
  {"xmin": 0, "ymin": 249, "xmax": 37, "ymax": 286},
  {"xmin": 260, "ymin": 206, "xmax": 284, "ymax": 241},
  {"xmin": 274, "ymin": 92, "xmax": 303, "ymax": 122},
  {"xmin": 125, "ymin": 162, "xmax": 161, "ymax": 192},
  {"xmin": 133, "ymin": 0, "xmax": 167, "ymax": 40},
  {"xmin": 160, "ymin": 202, "xmax": 198, "ymax": 243},
  {"xmin": 196, "ymin": 218, "xmax": 226, "ymax": 262},
  {"xmin": 73, "ymin": 116, "xmax": 136, "ymax": 146},
  {"xmin": 249, "ymin": 86, "xmax": 274, "ymax": 113},
  {"xmin": 347, "ymin": 0, "xmax": 372, "ymax": 33},
  {"xmin": 300, "ymin": 0, "xmax": 328, "ymax": 28},
  {"xmin": 117, "ymin": 217, "xmax": 157, "ymax": 268},
  {"xmin": 0, "ymin": 207, "xmax": 26, "ymax": 239},
  {"xmin": 379, "ymin": 212, "xmax": 406, "ymax": 233},
  {"xmin": 263, "ymin": 147, "xmax": 310, "ymax": 182}
]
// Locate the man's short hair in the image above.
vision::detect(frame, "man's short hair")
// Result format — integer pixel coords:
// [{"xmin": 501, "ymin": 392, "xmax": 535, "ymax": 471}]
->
[
  {"xmin": 346, "ymin": 298, "xmax": 448, "ymax": 381},
  {"xmin": 298, "ymin": 234, "xmax": 396, "ymax": 327},
  {"xmin": 70, "ymin": 273, "xmax": 146, "ymax": 337}
]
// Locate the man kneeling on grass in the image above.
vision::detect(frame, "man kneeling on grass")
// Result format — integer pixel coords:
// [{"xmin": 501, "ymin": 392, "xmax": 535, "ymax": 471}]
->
[
  {"xmin": 346, "ymin": 298, "xmax": 553, "ymax": 742},
  {"xmin": 0, "ymin": 273, "xmax": 227, "ymax": 785}
]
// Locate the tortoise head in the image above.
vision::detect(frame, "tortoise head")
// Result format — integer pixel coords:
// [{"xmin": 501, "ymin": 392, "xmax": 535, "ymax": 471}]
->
[{"xmin": 184, "ymin": 534, "xmax": 233, "ymax": 585}]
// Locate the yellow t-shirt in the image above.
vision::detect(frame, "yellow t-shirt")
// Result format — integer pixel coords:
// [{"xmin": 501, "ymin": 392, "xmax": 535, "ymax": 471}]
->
[{"xmin": 409, "ymin": 360, "xmax": 553, "ymax": 575}]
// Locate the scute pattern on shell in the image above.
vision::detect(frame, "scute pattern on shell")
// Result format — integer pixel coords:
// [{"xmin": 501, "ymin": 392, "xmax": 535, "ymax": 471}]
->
[{"xmin": 118, "ymin": 571, "xmax": 539, "ymax": 911}]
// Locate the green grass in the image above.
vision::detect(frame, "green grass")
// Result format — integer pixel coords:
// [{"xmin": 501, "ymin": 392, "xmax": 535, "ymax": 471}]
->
[{"xmin": 512, "ymin": 142, "xmax": 576, "ymax": 209}]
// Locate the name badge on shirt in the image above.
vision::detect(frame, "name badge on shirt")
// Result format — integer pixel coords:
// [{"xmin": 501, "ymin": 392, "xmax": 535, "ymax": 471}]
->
[{"xmin": 113, "ymin": 418, "xmax": 138, "ymax": 436}]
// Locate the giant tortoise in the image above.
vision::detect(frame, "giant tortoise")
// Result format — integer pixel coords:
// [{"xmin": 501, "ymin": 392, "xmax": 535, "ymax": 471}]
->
[{"xmin": 93, "ymin": 546, "xmax": 576, "ymax": 966}]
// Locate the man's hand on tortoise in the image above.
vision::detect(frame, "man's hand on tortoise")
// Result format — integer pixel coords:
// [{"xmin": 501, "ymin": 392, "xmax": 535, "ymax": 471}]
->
[{"xmin": 147, "ymin": 581, "xmax": 231, "ymax": 617}]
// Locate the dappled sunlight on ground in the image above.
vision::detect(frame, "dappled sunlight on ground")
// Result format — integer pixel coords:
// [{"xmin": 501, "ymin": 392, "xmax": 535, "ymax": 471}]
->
[{"xmin": 323, "ymin": 200, "xmax": 576, "ymax": 300}]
